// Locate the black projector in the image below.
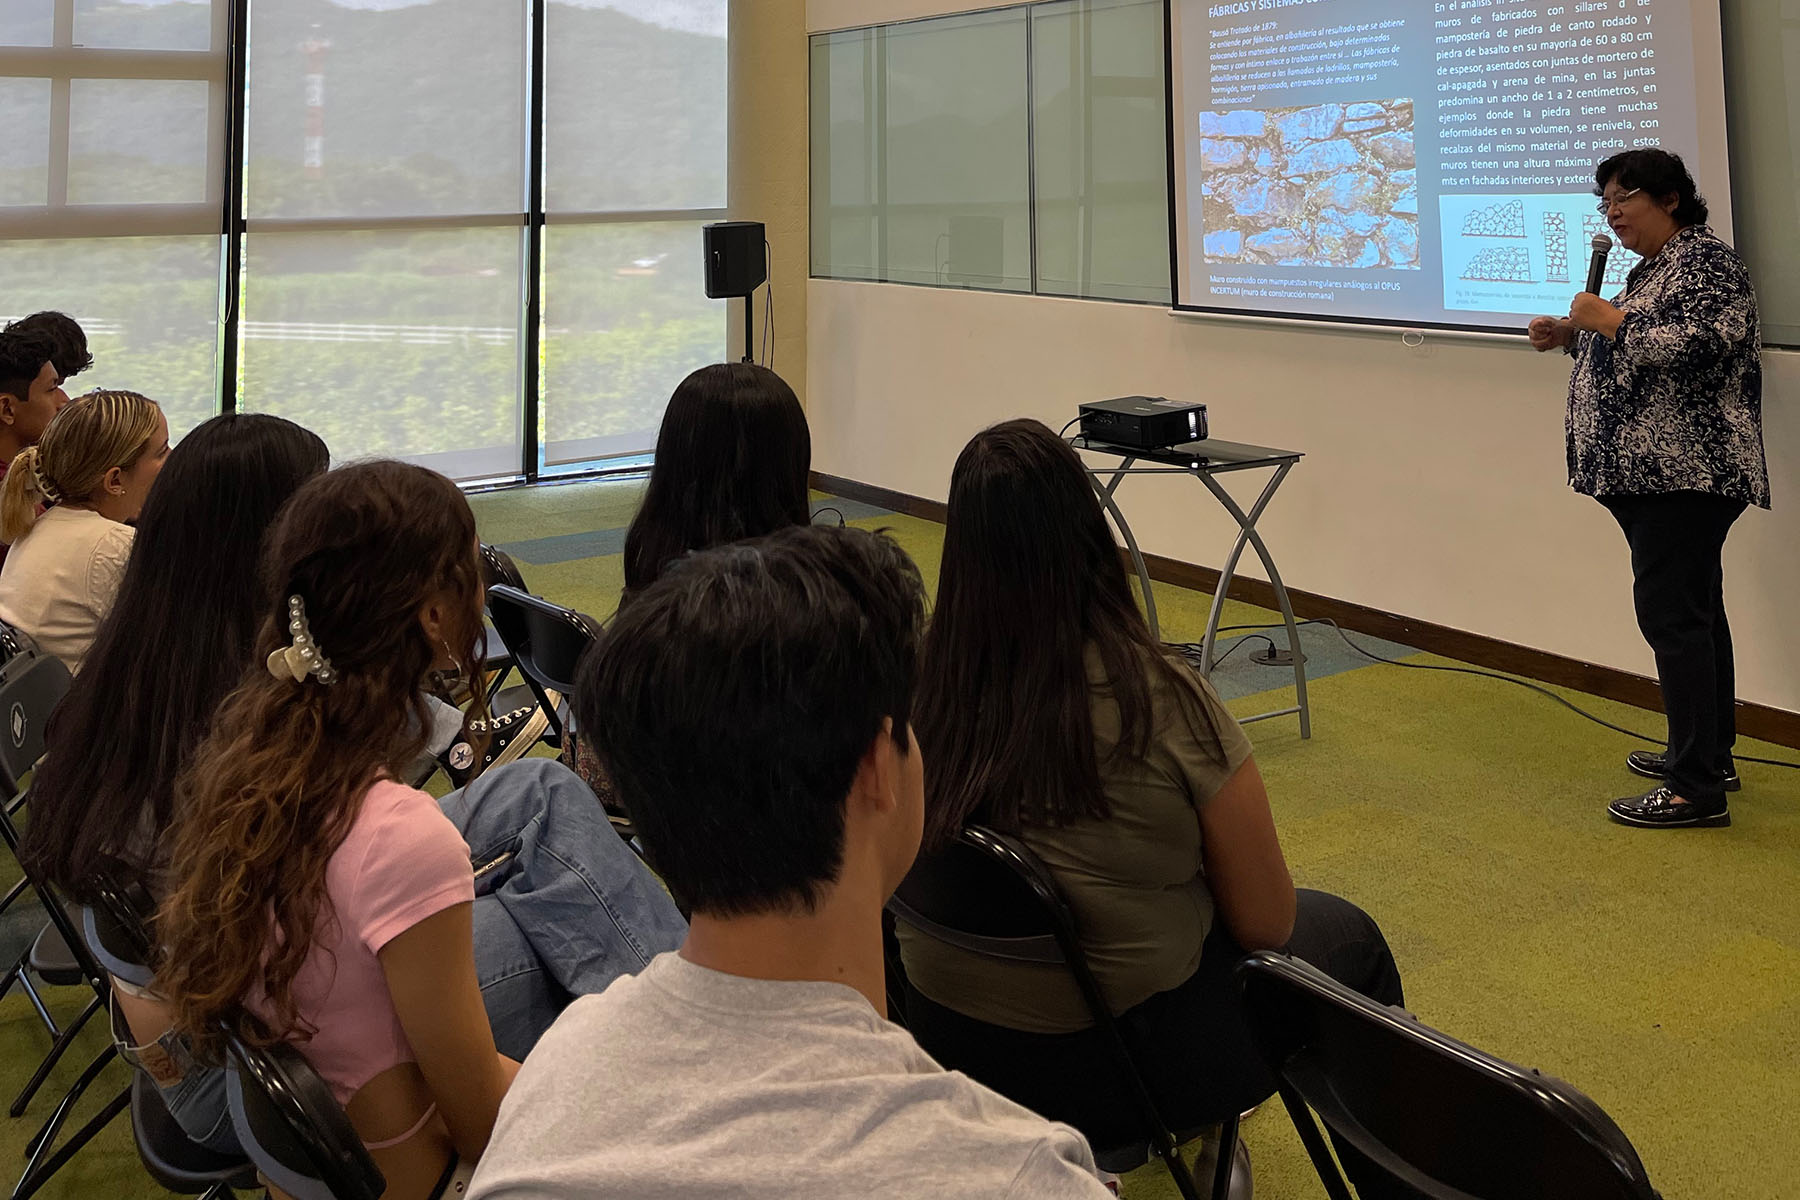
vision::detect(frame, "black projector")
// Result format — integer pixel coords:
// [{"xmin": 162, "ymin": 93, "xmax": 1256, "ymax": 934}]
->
[{"xmin": 1077, "ymin": 396, "xmax": 1207, "ymax": 451}]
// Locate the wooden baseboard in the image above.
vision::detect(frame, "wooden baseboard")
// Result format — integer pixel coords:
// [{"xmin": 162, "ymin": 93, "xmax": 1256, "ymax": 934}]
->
[{"xmin": 813, "ymin": 471, "xmax": 1800, "ymax": 751}]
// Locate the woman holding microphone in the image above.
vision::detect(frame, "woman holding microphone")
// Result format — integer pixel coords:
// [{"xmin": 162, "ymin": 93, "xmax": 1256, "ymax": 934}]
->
[{"xmin": 1529, "ymin": 148, "xmax": 1767, "ymax": 829}]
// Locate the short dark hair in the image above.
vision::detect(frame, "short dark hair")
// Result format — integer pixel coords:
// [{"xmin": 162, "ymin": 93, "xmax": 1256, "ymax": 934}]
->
[
  {"xmin": 1596, "ymin": 149, "xmax": 1708, "ymax": 226},
  {"xmin": 621, "ymin": 362, "xmax": 812, "ymax": 596},
  {"xmin": 579, "ymin": 525, "xmax": 925, "ymax": 917},
  {"xmin": 0, "ymin": 330, "xmax": 54, "ymax": 401},
  {"xmin": 4, "ymin": 312, "xmax": 91, "ymax": 379}
]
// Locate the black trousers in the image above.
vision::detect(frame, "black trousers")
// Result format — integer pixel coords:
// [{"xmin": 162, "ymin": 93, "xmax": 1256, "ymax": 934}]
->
[
  {"xmin": 1599, "ymin": 491, "xmax": 1747, "ymax": 804},
  {"xmin": 903, "ymin": 889, "xmax": 1404, "ymax": 1154}
]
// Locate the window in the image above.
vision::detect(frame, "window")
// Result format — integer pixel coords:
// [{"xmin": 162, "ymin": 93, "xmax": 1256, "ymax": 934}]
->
[
  {"xmin": 809, "ymin": 0, "xmax": 1167, "ymax": 304},
  {"xmin": 1, "ymin": 1, "xmax": 730, "ymax": 477},
  {"xmin": 541, "ymin": 0, "xmax": 728, "ymax": 470},
  {"xmin": 0, "ymin": 0, "xmax": 228, "ymax": 434}
]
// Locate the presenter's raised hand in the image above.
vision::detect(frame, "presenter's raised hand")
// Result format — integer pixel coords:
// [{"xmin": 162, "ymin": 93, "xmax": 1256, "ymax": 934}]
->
[
  {"xmin": 1568, "ymin": 293, "xmax": 1626, "ymax": 340},
  {"xmin": 1527, "ymin": 315, "xmax": 1574, "ymax": 353}
]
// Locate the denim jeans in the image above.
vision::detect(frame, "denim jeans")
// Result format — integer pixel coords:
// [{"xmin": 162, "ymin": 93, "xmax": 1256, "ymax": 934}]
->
[{"xmin": 439, "ymin": 757, "xmax": 688, "ymax": 1058}]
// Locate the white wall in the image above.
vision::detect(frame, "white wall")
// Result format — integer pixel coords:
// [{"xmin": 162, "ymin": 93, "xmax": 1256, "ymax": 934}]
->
[{"xmin": 806, "ymin": 279, "xmax": 1800, "ymax": 715}]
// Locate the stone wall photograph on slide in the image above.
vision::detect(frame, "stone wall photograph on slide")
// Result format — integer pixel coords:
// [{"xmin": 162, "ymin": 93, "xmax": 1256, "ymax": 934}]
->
[{"xmin": 1199, "ymin": 99, "xmax": 1418, "ymax": 270}]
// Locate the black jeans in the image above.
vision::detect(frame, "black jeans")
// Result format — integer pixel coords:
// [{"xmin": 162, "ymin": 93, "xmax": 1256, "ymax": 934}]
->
[
  {"xmin": 903, "ymin": 889, "xmax": 1403, "ymax": 1152},
  {"xmin": 1599, "ymin": 491, "xmax": 1747, "ymax": 804}
]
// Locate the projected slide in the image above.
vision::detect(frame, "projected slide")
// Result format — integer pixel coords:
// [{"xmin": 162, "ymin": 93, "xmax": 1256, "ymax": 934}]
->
[{"xmin": 1170, "ymin": 0, "xmax": 1730, "ymax": 330}]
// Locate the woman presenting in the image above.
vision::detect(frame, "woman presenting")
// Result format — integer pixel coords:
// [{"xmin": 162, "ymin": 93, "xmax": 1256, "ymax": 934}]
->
[{"xmin": 1529, "ymin": 149, "xmax": 1767, "ymax": 829}]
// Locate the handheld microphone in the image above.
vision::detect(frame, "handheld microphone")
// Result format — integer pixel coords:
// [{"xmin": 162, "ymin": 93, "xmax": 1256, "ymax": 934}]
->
[{"xmin": 1585, "ymin": 233, "xmax": 1613, "ymax": 295}]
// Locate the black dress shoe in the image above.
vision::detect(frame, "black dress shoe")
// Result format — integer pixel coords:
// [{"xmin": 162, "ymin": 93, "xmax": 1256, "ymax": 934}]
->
[
  {"xmin": 1625, "ymin": 749, "xmax": 1740, "ymax": 792},
  {"xmin": 1608, "ymin": 786, "xmax": 1730, "ymax": 829}
]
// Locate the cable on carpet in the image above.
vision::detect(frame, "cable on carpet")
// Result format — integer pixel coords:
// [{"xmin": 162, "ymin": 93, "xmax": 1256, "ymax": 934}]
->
[{"xmin": 1174, "ymin": 619, "xmax": 1800, "ymax": 771}]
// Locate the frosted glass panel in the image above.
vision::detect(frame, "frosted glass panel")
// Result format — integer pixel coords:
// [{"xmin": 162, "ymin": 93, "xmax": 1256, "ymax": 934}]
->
[
  {"xmin": 74, "ymin": 0, "xmax": 213, "ymax": 51},
  {"xmin": 810, "ymin": 28, "xmax": 879, "ymax": 281},
  {"xmin": 1032, "ymin": 0, "xmax": 1170, "ymax": 304},
  {"xmin": 542, "ymin": 222, "xmax": 727, "ymax": 465},
  {"xmin": 1722, "ymin": 0, "xmax": 1800, "ymax": 346},
  {"xmin": 0, "ymin": 237, "xmax": 221, "ymax": 435},
  {"xmin": 241, "ymin": 229, "xmax": 523, "ymax": 478},
  {"xmin": 545, "ymin": 1, "xmax": 727, "ymax": 212},
  {"xmin": 245, "ymin": 1, "xmax": 526, "ymax": 219},
  {"xmin": 69, "ymin": 79, "xmax": 212, "ymax": 205},
  {"xmin": 0, "ymin": 79, "xmax": 52, "ymax": 208},
  {"xmin": 883, "ymin": 10, "xmax": 1031, "ymax": 290},
  {"xmin": 811, "ymin": 11, "xmax": 1032, "ymax": 292},
  {"xmin": 0, "ymin": 3, "xmax": 53, "ymax": 47}
]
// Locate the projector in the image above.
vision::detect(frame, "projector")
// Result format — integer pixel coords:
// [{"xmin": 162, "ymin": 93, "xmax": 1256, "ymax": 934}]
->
[{"xmin": 1077, "ymin": 396, "xmax": 1207, "ymax": 451}]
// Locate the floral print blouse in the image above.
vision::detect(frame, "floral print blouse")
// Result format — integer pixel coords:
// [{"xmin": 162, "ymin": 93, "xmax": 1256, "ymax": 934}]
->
[{"xmin": 1567, "ymin": 224, "xmax": 1769, "ymax": 508}]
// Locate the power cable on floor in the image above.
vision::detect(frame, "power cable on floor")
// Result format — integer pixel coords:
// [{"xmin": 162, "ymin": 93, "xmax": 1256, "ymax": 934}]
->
[{"xmin": 1190, "ymin": 618, "xmax": 1800, "ymax": 771}]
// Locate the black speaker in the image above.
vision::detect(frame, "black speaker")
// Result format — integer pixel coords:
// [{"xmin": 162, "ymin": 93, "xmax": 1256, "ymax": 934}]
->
[{"xmin": 703, "ymin": 221, "xmax": 768, "ymax": 298}]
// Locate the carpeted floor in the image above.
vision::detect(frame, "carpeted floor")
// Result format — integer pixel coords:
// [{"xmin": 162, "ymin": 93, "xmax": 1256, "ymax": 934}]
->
[{"xmin": 4, "ymin": 476, "xmax": 1794, "ymax": 1199}]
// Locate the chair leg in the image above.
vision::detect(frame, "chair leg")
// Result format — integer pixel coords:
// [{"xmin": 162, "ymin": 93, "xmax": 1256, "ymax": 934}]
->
[
  {"xmin": 1275, "ymin": 1083, "xmax": 1355, "ymax": 1200},
  {"xmin": 23, "ymin": 1042, "xmax": 116, "ymax": 1159},
  {"xmin": 1211, "ymin": 1113, "xmax": 1240, "ymax": 1200},
  {"xmin": 9, "ymin": 1083, "xmax": 127, "ymax": 1200},
  {"xmin": 1157, "ymin": 1136, "xmax": 1204, "ymax": 1200},
  {"xmin": 10, "ymin": 993, "xmax": 103, "ymax": 1118}
]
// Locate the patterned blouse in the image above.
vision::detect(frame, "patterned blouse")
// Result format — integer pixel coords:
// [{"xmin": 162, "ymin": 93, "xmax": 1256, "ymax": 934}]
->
[{"xmin": 1566, "ymin": 224, "xmax": 1769, "ymax": 508}]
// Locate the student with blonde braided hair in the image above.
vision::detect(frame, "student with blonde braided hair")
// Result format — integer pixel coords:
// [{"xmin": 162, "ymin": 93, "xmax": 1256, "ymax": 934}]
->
[{"xmin": 0, "ymin": 389, "xmax": 169, "ymax": 670}]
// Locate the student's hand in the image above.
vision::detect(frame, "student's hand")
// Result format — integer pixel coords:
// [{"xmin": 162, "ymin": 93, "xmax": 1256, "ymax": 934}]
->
[
  {"xmin": 1568, "ymin": 294, "xmax": 1626, "ymax": 340},
  {"xmin": 1527, "ymin": 316, "xmax": 1574, "ymax": 352}
]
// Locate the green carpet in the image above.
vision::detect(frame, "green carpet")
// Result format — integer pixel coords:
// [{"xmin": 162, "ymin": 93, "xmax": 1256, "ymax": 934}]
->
[{"xmin": 5, "ymin": 476, "xmax": 1793, "ymax": 1199}]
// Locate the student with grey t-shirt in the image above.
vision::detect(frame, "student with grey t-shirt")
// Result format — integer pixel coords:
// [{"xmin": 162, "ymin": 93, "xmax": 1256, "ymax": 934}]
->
[{"xmin": 468, "ymin": 527, "xmax": 1111, "ymax": 1200}]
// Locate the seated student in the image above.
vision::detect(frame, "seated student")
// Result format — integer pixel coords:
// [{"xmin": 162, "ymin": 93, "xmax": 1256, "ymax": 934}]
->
[
  {"xmin": 620, "ymin": 361, "xmax": 811, "ymax": 596},
  {"xmin": 0, "ymin": 330, "xmax": 72, "ymax": 569},
  {"xmin": 468, "ymin": 526, "xmax": 1115, "ymax": 1200},
  {"xmin": 567, "ymin": 360, "xmax": 814, "ymax": 813},
  {"xmin": 0, "ymin": 389, "xmax": 167, "ymax": 670},
  {"xmin": 157, "ymin": 461, "xmax": 685, "ymax": 1200},
  {"xmin": 23, "ymin": 412, "xmax": 330, "ymax": 1153},
  {"xmin": 5, "ymin": 311, "xmax": 93, "ymax": 385},
  {"xmin": 899, "ymin": 420, "xmax": 1405, "ymax": 1170}
]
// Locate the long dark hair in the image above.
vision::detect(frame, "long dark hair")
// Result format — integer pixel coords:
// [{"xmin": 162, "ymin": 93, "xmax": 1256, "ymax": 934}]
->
[
  {"xmin": 158, "ymin": 461, "xmax": 485, "ymax": 1056},
  {"xmin": 916, "ymin": 419, "xmax": 1214, "ymax": 850},
  {"xmin": 622, "ymin": 363, "xmax": 811, "ymax": 594},
  {"xmin": 22, "ymin": 414, "xmax": 329, "ymax": 897}
]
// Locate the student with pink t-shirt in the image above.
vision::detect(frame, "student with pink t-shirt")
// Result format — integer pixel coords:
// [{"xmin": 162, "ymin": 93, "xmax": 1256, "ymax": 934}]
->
[{"xmin": 157, "ymin": 461, "xmax": 685, "ymax": 1200}]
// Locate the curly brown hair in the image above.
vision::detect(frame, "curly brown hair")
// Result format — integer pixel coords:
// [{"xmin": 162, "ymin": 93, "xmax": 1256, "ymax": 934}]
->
[{"xmin": 156, "ymin": 460, "xmax": 486, "ymax": 1059}]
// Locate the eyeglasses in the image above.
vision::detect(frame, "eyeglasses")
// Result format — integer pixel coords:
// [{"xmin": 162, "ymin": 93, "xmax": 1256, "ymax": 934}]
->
[{"xmin": 1596, "ymin": 187, "xmax": 1642, "ymax": 215}]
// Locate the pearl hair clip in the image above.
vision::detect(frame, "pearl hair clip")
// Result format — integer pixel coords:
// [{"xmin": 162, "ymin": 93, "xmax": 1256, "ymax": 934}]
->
[{"xmin": 266, "ymin": 595, "xmax": 338, "ymax": 685}]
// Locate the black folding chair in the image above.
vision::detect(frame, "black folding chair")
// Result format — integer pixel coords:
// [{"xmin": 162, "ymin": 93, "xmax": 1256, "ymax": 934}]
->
[
  {"xmin": 224, "ymin": 1033, "xmax": 384, "ymax": 1200},
  {"xmin": 1235, "ymin": 951, "xmax": 1661, "ymax": 1200},
  {"xmin": 484, "ymin": 583, "xmax": 604, "ymax": 748},
  {"xmin": 0, "ymin": 627, "xmax": 129, "ymax": 1199},
  {"xmin": 479, "ymin": 543, "xmax": 528, "ymax": 704},
  {"xmin": 889, "ymin": 825, "xmax": 1239, "ymax": 1200}
]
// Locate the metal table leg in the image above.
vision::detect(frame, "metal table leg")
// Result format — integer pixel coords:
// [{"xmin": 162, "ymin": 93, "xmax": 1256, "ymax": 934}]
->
[
  {"xmin": 1197, "ymin": 464, "xmax": 1311, "ymax": 739},
  {"xmin": 1086, "ymin": 462, "xmax": 1161, "ymax": 641}
]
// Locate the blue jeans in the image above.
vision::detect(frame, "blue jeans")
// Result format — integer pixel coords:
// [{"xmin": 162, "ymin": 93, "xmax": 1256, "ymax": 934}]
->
[{"xmin": 439, "ymin": 757, "xmax": 688, "ymax": 1059}]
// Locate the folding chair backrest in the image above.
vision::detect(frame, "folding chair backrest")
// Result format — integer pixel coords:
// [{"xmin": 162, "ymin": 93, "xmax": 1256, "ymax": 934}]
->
[
  {"xmin": 480, "ymin": 543, "xmax": 527, "ymax": 593},
  {"xmin": 485, "ymin": 584, "xmax": 603, "ymax": 743},
  {"xmin": 80, "ymin": 872, "xmax": 159, "ymax": 990},
  {"xmin": 0, "ymin": 627, "xmax": 72, "ymax": 797},
  {"xmin": 1236, "ymin": 951, "xmax": 1659, "ymax": 1200},
  {"xmin": 225, "ymin": 1035, "xmax": 384, "ymax": 1200},
  {"xmin": 890, "ymin": 827, "xmax": 1071, "ymax": 968}
]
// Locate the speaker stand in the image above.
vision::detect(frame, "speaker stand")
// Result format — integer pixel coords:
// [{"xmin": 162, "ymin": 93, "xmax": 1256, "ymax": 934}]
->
[{"xmin": 742, "ymin": 293, "xmax": 756, "ymax": 364}]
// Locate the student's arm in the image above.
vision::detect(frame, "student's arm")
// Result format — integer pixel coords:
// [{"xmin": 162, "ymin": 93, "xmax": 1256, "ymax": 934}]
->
[
  {"xmin": 379, "ymin": 903, "xmax": 518, "ymax": 1162},
  {"xmin": 1199, "ymin": 757, "xmax": 1296, "ymax": 950}
]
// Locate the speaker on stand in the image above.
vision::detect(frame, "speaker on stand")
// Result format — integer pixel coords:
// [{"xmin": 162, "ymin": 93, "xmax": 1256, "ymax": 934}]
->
[{"xmin": 703, "ymin": 220, "xmax": 768, "ymax": 363}]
